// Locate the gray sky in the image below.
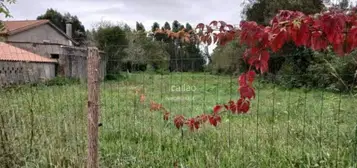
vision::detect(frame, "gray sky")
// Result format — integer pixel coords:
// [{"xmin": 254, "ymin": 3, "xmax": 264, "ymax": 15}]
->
[{"xmin": 2, "ymin": 0, "xmax": 245, "ymax": 31}]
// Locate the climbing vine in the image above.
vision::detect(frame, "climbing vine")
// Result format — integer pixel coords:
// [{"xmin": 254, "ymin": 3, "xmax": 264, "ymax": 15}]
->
[{"xmin": 150, "ymin": 7, "xmax": 357, "ymax": 132}]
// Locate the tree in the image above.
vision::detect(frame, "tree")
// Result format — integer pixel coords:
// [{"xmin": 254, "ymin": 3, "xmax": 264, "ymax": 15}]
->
[
  {"xmin": 0, "ymin": 0, "xmax": 15, "ymax": 18},
  {"xmin": 243, "ymin": 0, "xmax": 324, "ymax": 25},
  {"xmin": 124, "ymin": 29, "xmax": 170, "ymax": 72},
  {"xmin": 135, "ymin": 22, "xmax": 145, "ymax": 32},
  {"xmin": 210, "ymin": 39, "xmax": 247, "ymax": 74},
  {"xmin": 91, "ymin": 21, "xmax": 128, "ymax": 73},
  {"xmin": 151, "ymin": 22, "xmax": 160, "ymax": 32},
  {"xmin": 339, "ymin": 0, "xmax": 350, "ymax": 9},
  {"xmin": 0, "ymin": 0, "xmax": 15, "ymax": 41},
  {"xmin": 172, "ymin": 20, "xmax": 181, "ymax": 32},
  {"xmin": 37, "ymin": 8, "xmax": 87, "ymax": 45},
  {"xmin": 185, "ymin": 23, "xmax": 193, "ymax": 32},
  {"xmin": 0, "ymin": 0, "xmax": 16, "ymax": 41},
  {"xmin": 123, "ymin": 23, "xmax": 132, "ymax": 32},
  {"xmin": 163, "ymin": 22, "xmax": 171, "ymax": 30}
]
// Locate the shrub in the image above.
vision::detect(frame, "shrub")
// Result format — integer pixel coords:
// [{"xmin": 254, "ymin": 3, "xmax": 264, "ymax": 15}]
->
[
  {"xmin": 266, "ymin": 48, "xmax": 357, "ymax": 92},
  {"xmin": 104, "ymin": 73, "xmax": 128, "ymax": 81},
  {"xmin": 210, "ymin": 39, "xmax": 248, "ymax": 75},
  {"xmin": 43, "ymin": 76, "xmax": 80, "ymax": 86}
]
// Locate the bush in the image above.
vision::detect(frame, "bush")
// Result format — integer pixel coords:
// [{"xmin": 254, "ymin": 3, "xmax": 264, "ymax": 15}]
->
[
  {"xmin": 104, "ymin": 73, "xmax": 128, "ymax": 81},
  {"xmin": 265, "ymin": 47, "xmax": 357, "ymax": 92},
  {"xmin": 43, "ymin": 76, "xmax": 80, "ymax": 86},
  {"xmin": 306, "ymin": 50, "xmax": 357, "ymax": 91},
  {"xmin": 210, "ymin": 39, "xmax": 248, "ymax": 75}
]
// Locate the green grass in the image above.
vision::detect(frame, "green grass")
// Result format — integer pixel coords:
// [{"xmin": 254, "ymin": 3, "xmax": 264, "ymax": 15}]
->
[{"xmin": 1, "ymin": 72, "xmax": 357, "ymax": 167}]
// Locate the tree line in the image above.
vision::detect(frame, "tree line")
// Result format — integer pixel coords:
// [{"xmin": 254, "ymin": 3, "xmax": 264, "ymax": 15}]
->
[
  {"xmin": 36, "ymin": 8, "xmax": 206, "ymax": 75},
  {"xmin": 34, "ymin": 0, "xmax": 357, "ymax": 91}
]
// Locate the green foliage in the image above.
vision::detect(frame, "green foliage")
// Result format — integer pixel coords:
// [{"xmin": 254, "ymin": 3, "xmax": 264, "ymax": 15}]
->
[
  {"xmin": 135, "ymin": 22, "xmax": 145, "ymax": 32},
  {"xmin": 180, "ymin": 43, "xmax": 206, "ymax": 72},
  {"xmin": 0, "ymin": 0, "xmax": 15, "ymax": 18},
  {"xmin": 210, "ymin": 39, "xmax": 248, "ymax": 75},
  {"xmin": 151, "ymin": 22, "xmax": 160, "ymax": 32},
  {"xmin": 185, "ymin": 23, "xmax": 193, "ymax": 31},
  {"xmin": 91, "ymin": 21, "xmax": 129, "ymax": 73},
  {"xmin": 0, "ymin": 0, "xmax": 15, "ymax": 42},
  {"xmin": 43, "ymin": 76, "xmax": 80, "ymax": 86},
  {"xmin": 104, "ymin": 73, "xmax": 128, "ymax": 81},
  {"xmin": 163, "ymin": 22, "xmax": 171, "ymax": 30},
  {"xmin": 124, "ymin": 30, "xmax": 170, "ymax": 72},
  {"xmin": 243, "ymin": 0, "xmax": 324, "ymax": 25},
  {"xmin": 266, "ymin": 48, "xmax": 357, "ymax": 92},
  {"xmin": 150, "ymin": 20, "xmax": 205, "ymax": 72},
  {"xmin": 37, "ymin": 8, "xmax": 87, "ymax": 45},
  {"xmin": 172, "ymin": 20, "xmax": 181, "ymax": 32}
]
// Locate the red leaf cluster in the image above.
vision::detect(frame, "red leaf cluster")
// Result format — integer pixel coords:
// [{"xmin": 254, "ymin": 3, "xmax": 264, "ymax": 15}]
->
[
  {"xmin": 163, "ymin": 111, "xmax": 170, "ymax": 121},
  {"xmin": 150, "ymin": 101, "xmax": 162, "ymax": 111},
  {"xmin": 224, "ymin": 99, "xmax": 250, "ymax": 114},
  {"xmin": 145, "ymin": 8, "xmax": 357, "ymax": 134},
  {"xmin": 196, "ymin": 20, "xmax": 238, "ymax": 45},
  {"xmin": 208, "ymin": 115, "xmax": 221, "ymax": 127},
  {"xmin": 174, "ymin": 115, "xmax": 185, "ymax": 129}
]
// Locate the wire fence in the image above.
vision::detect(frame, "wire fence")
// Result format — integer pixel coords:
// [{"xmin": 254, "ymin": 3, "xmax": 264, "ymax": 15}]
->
[{"xmin": 0, "ymin": 39, "xmax": 357, "ymax": 167}]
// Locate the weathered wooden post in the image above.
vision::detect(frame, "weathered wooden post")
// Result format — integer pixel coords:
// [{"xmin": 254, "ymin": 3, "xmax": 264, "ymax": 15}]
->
[{"xmin": 87, "ymin": 47, "xmax": 100, "ymax": 168}]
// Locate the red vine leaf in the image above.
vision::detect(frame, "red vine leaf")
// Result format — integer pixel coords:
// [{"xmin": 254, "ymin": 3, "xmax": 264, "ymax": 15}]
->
[
  {"xmin": 174, "ymin": 115, "xmax": 185, "ymax": 129},
  {"xmin": 213, "ymin": 105, "xmax": 222, "ymax": 114},
  {"xmin": 150, "ymin": 101, "xmax": 162, "ymax": 111},
  {"xmin": 208, "ymin": 115, "xmax": 221, "ymax": 127},
  {"xmin": 239, "ymin": 86, "xmax": 255, "ymax": 100},
  {"xmin": 186, "ymin": 118, "xmax": 200, "ymax": 131},
  {"xmin": 247, "ymin": 71, "xmax": 256, "ymax": 84},
  {"xmin": 270, "ymin": 29, "xmax": 288, "ymax": 52},
  {"xmin": 196, "ymin": 23, "xmax": 205, "ymax": 30},
  {"xmin": 310, "ymin": 31, "xmax": 328, "ymax": 51},
  {"xmin": 237, "ymin": 98, "xmax": 250, "ymax": 113},
  {"xmin": 206, "ymin": 25, "xmax": 213, "ymax": 33}
]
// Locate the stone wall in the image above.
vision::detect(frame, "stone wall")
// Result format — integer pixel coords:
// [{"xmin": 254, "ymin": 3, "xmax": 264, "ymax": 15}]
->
[
  {"xmin": 0, "ymin": 61, "xmax": 55, "ymax": 86},
  {"xmin": 61, "ymin": 46, "xmax": 107, "ymax": 81}
]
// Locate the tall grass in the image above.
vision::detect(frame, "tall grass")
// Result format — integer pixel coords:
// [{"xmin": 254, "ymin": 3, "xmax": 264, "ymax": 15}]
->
[{"xmin": 0, "ymin": 72, "xmax": 356, "ymax": 167}]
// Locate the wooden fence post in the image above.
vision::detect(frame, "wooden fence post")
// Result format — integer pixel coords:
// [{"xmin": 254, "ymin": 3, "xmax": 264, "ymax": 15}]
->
[{"xmin": 87, "ymin": 47, "xmax": 100, "ymax": 168}]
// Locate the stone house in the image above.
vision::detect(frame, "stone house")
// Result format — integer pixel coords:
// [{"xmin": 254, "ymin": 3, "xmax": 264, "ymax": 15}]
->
[
  {"xmin": 0, "ymin": 42, "xmax": 57, "ymax": 86},
  {"xmin": 0, "ymin": 19, "xmax": 106, "ymax": 83}
]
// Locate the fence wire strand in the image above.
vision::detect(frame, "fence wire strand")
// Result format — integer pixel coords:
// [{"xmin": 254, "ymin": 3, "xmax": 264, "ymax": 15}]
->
[{"xmin": 0, "ymin": 38, "xmax": 357, "ymax": 167}]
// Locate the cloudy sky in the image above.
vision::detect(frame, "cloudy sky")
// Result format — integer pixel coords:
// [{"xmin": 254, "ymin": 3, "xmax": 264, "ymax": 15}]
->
[{"xmin": 2, "ymin": 0, "xmax": 245, "ymax": 31}]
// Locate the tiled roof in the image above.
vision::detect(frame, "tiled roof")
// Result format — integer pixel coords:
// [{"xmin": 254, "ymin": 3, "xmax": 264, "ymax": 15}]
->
[
  {"xmin": 0, "ymin": 42, "xmax": 57, "ymax": 63},
  {"xmin": 0, "ymin": 20, "xmax": 78, "ymax": 45},
  {"xmin": 0, "ymin": 20, "xmax": 49, "ymax": 35}
]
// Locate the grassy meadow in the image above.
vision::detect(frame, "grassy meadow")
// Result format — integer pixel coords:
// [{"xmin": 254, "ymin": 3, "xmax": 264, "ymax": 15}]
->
[{"xmin": 1, "ymin": 72, "xmax": 357, "ymax": 167}]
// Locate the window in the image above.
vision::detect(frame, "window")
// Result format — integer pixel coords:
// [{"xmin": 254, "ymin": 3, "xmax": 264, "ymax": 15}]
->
[{"xmin": 50, "ymin": 54, "xmax": 59, "ymax": 59}]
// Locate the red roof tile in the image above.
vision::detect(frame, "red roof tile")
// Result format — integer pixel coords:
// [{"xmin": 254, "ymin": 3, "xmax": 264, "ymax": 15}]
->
[
  {"xmin": 0, "ymin": 42, "xmax": 57, "ymax": 63},
  {"xmin": 0, "ymin": 20, "xmax": 78, "ymax": 45},
  {"xmin": 0, "ymin": 20, "xmax": 49, "ymax": 35}
]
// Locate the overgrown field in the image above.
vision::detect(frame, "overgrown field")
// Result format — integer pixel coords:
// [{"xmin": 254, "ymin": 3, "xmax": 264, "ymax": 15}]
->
[{"xmin": 1, "ymin": 73, "xmax": 357, "ymax": 167}]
